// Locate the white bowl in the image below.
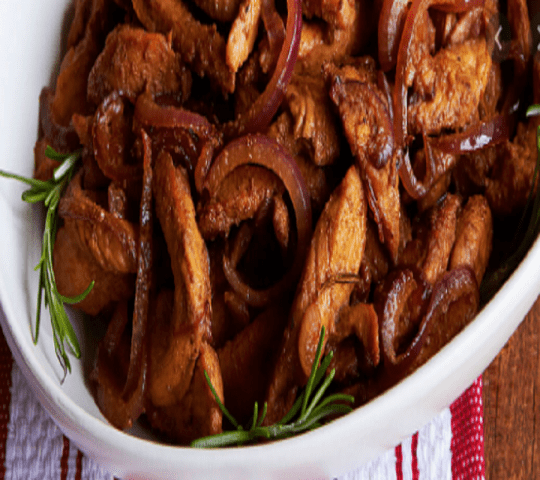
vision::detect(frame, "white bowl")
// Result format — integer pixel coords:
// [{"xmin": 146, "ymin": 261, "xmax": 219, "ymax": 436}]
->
[{"xmin": 1, "ymin": 1, "xmax": 538, "ymax": 479}]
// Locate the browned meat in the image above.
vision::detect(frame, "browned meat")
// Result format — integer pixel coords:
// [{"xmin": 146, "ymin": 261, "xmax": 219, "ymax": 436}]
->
[
  {"xmin": 51, "ymin": 0, "xmax": 122, "ymax": 126},
  {"xmin": 53, "ymin": 220, "xmax": 135, "ymax": 316},
  {"xmin": 265, "ymin": 165, "xmax": 367, "ymax": 424},
  {"xmin": 192, "ymin": 0, "xmax": 241, "ymax": 21},
  {"xmin": 329, "ymin": 73, "xmax": 401, "ymax": 262},
  {"xmin": 149, "ymin": 151, "xmax": 212, "ymax": 407},
  {"xmin": 148, "ymin": 340, "xmax": 224, "ymax": 443},
  {"xmin": 58, "ymin": 172, "xmax": 139, "ymax": 274},
  {"xmin": 442, "ymin": 7, "xmax": 484, "ymax": 47},
  {"xmin": 267, "ymin": 112, "xmax": 333, "ymax": 215},
  {"xmin": 408, "ymin": 39, "xmax": 492, "ymax": 135},
  {"xmin": 87, "ymin": 24, "xmax": 192, "ymax": 105},
  {"xmin": 285, "ymin": 73, "xmax": 341, "ymax": 167},
  {"xmin": 218, "ymin": 305, "xmax": 288, "ymax": 423},
  {"xmin": 333, "ymin": 303, "xmax": 379, "ymax": 368},
  {"xmin": 297, "ymin": 0, "xmax": 373, "ymax": 70},
  {"xmin": 198, "ymin": 165, "xmax": 285, "ymax": 240},
  {"xmin": 485, "ymin": 120, "xmax": 538, "ymax": 217},
  {"xmin": 352, "ymin": 220, "xmax": 390, "ymax": 302},
  {"xmin": 199, "ymin": 165, "xmax": 284, "ymax": 240},
  {"xmin": 449, "ymin": 195, "xmax": 493, "ymax": 284},
  {"xmin": 226, "ymin": 0, "xmax": 262, "ymax": 73},
  {"xmin": 421, "ymin": 193, "xmax": 462, "ymax": 285},
  {"xmin": 132, "ymin": 0, "xmax": 235, "ymax": 94}
]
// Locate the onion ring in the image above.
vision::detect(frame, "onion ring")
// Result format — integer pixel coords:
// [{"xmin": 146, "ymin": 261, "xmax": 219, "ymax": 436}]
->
[{"xmin": 204, "ymin": 134, "xmax": 312, "ymax": 307}]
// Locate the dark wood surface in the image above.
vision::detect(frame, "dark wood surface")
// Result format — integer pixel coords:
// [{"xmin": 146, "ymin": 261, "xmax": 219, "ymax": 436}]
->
[{"xmin": 483, "ymin": 294, "xmax": 540, "ymax": 479}]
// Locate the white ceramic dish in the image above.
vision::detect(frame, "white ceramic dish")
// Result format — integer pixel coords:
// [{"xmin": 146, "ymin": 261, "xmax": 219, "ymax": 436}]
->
[{"xmin": 1, "ymin": 1, "xmax": 539, "ymax": 479}]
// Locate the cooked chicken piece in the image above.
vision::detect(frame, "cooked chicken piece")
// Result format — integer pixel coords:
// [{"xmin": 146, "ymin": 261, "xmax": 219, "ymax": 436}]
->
[
  {"xmin": 267, "ymin": 112, "xmax": 333, "ymax": 215},
  {"xmin": 218, "ymin": 305, "xmax": 288, "ymax": 423},
  {"xmin": 132, "ymin": 0, "xmax": 235, "ymax": 94},
  {"xmin": 58, "ymin": 172, "xmax": 139, "ymax": 273},
  {"xmin": 88, "ymin": 24, "xmax": 192, "ymax": 105},
  {"xmin": 265, "ymin": 165, "xmax": 367, "ymax": 424},
  {"xmin": 198, "ymin": 165, "xmax": 285, "ymax": 240},
  {"xmin": 450, "ymin": 195, "xmax": 493, "ymax": 284},
  {"xmin": 226, "ymin": 0, "xmax": 262, "ymax": 73},
  {"xmin": 148, "ymin": 340, "xmax": 223, "ymax": 444},
  {"xmin": 285, "ymin": 73, "xmax": 341, "ymax": 166},
  {"xmin": 485, "ymin": 120, "xmax": 538, "ymax": 217},
  {"xmin": 408, "ymin": 39, "xmax": 492, "ymax": 135},
  {"xmin": 149, "ymin": 151, "xmax": 212, "ymax": 407},
  {"xmin": 333, "ymin": 303, "xmax": 379, "ymax": 368},
  {"xmin": 51, "ymin": 0, "xmax": 121, "ymax": 125},
  {"xmin": 421, "ymin": 193, "xmax": 462, "ymax": 285},
  {"xmin": 352, "ymin": 220, "xmax": 390, "ymax": 302},
  {"xmin": 53, "ymin": 220, "xmax": 135, "ymax": 316},
  {"xmin": 329, "ymin": 73, "xmax": 401, "ymax": 262}
]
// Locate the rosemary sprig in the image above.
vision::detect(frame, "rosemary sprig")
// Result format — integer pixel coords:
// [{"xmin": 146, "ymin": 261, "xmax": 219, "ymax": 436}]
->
[
  {"xmin": 0, "ymin": 146, "xmax": 94, "ymax": 379},
  {"xmin": 191, "ymin": 326, "xmax": 354, "ymax": 448},
  {"xmin": 480, "ymin": 105, "xmax": 540, "ymax": 302}
]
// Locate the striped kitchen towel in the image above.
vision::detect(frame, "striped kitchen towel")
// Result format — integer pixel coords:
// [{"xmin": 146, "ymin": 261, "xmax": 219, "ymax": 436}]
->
[{"xmin": 0, "ymin": 313, "xmax": 485, "ymax": 480}]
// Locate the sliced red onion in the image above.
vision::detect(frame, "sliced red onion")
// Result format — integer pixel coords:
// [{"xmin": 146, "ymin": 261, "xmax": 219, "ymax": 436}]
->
[
  {"xmin": 93, "ymin": 92, "xmax": 142, "ymax": 182},
  {"xmin": 393, "ymin": 0, "xmax": 485, "ymax": 149},
  {"xmin": 378, "ymin": 0, "xmax": 409, "ymax": 72},
  {"xmin": 378, "ymin": 268, "xmax": 431, "ymax": 377},
  {"xmin": 226, "ymin": 0, "xmax": 302, "ymax": 137},
  {"xmin": 431, "ymin": 0, "xmax": 484, "ymax": 13},
  {"xmin": 122, "ymin": 129, "xmax": 153, "ymax": 400},
  {"xmin": 134, "ymin": 91, "xmax": 215, "ymax": 139},
  {"xmin": 398, "ymin": 148, "xmax": 429, "ymax": 199},
  {"xmin": 204, "ymin": 134, "xmax": 312, "ymax": 307},
  {"xmin": 427, "ymin": 115, "xmax": 512, "ymax": 154}
]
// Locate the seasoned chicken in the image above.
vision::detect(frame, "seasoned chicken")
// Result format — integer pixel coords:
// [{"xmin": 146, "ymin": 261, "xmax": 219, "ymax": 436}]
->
[
  {"xmin": 265, "ymin": 165, "xmax": 367, "ymax": 424},
  {"xmin": 149, "ymin": 151, "xmax": 212, "ymax": 407}
]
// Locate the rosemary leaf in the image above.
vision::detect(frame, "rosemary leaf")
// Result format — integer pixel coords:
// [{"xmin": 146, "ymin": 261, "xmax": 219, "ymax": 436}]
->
[
  {"xmin": 191, "ymin": 326, "xmax": 354, "ymax": 448},
  {"xmin": 0, "ymin": 146, "xmax": 93, "ymax": 379}
]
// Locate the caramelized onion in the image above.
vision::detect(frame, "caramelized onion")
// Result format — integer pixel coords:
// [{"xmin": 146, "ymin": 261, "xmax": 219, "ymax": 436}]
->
[
  {"xmin": 260, "ymin": 0, "xmax": 286, "ymax": 73},
  {"xmin": 378, "ymin": 269, "xmax": 431, "ymax": 377},
  {"xmin": 427, "ymin": 115, "xmax": 512, "ymax": 154},
  {"xmin": 134, "ymin": 91, "xmax": 215, "ymax": 139},
  {"xmin": 93, "ymin": 92, "xmax": 142, "ymax": 182},
  {"xmin": 398, "ymin": 149, "xmax": 429, "ymax": 199},
  {"xmin": 431, "ymin": 0, "xmax": 484, "ymax": 12},
  {"xmin": 204, "ymin": 134, "xmax": 312, "ymax": 307},
  {"xmin": 91, "ymin": 301, "xmax": 146, "ymax": 430},
  {"xmin": 378, "ymin": 0, "xmax": 409, "ymax": 72},
  {"xmin": 122, "ymin": 130, "xmax": 153, "ymax": 400},
  {"xmin": 379, "ymin": 266, "xmax": 479, "ymax": 379},
  {"xmin": 228, "ymin": 0, "xmax": 302, "ymax": 136}
]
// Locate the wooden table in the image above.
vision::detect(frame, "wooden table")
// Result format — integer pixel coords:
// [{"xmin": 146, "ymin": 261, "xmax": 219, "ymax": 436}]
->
[{"xmin": 483, "ymin": 294, "xmax": 540, "ymax": 479}]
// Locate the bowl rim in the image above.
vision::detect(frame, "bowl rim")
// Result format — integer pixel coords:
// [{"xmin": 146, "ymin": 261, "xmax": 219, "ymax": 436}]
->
[{"xmin": 1, "ymin": 226, "xmax": 539, "ymax": 478}]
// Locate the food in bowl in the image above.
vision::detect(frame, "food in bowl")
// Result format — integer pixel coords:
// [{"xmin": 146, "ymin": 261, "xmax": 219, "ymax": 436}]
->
[{"xmin": 2, "ymin": 0, "xmax": 539, "ymax": 448}]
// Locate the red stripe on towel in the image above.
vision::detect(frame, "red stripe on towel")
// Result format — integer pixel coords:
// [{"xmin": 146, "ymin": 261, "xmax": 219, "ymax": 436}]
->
[
  {"xmin": 411, "ymin": 432, "xmax": 419, "ymax": 480},
  {"xmin": 395, "ymin": 443, "xmax": 403, "ymax": 480},
  {"xmin": 450, "ymin": 377, "xmax": 486, "ymax": 479}
]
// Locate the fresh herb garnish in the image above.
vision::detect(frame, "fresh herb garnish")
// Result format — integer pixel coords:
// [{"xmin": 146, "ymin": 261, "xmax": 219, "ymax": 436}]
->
[
  {"xmin": 191, "ymin": 326, "xmax": 354, "ymax": 448},
  {"xmin": 480, "ymin": 105, "xmax": 540, "ymax": 302},
  {"xmin": 0, "ymin": 146, "xmax": 94, "ymax": 379}
]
